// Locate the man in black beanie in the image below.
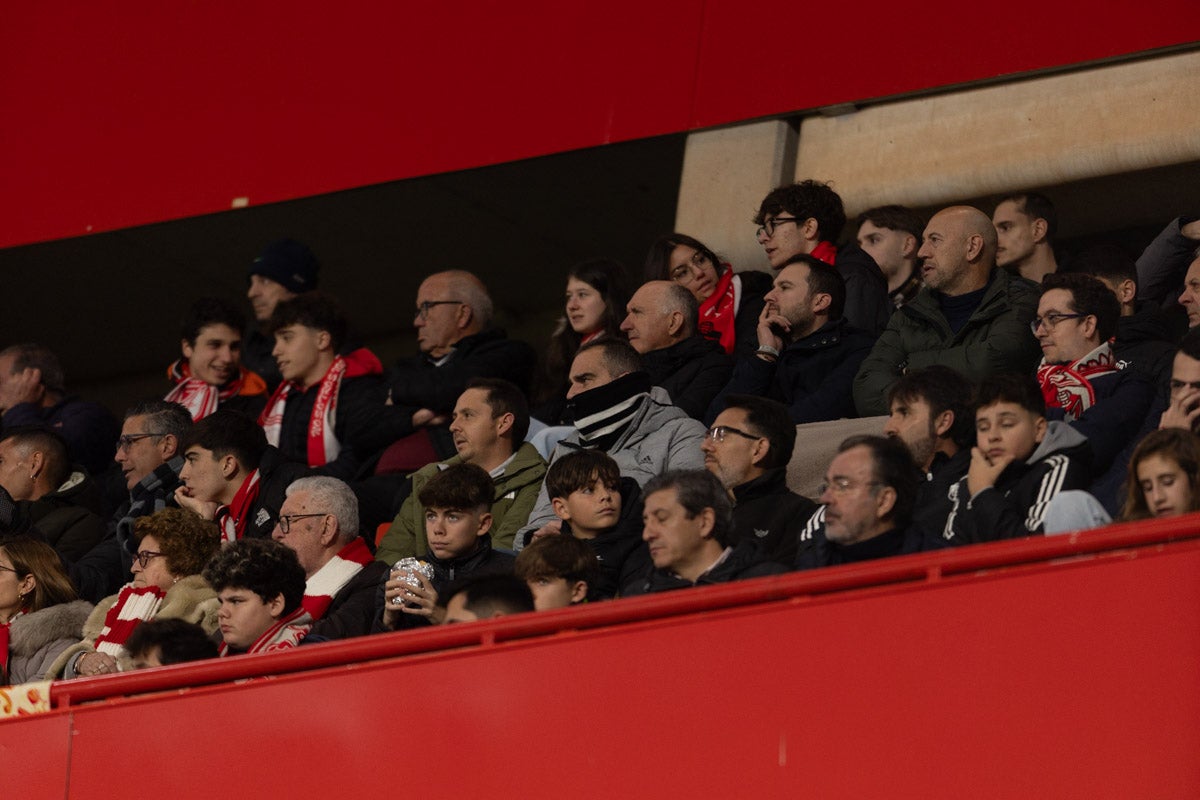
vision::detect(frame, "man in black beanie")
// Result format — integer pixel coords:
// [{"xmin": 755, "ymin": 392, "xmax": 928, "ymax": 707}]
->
[{"xmin": 243, "ymin": 238, "xmax": 320, "ymax": 389}]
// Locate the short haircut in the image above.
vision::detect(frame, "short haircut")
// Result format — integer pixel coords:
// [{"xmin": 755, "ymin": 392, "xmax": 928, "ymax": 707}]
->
[
  {"xmin": 268, "ymin": 291, "xmax": 349, "ymax": 352},
  {"xmin": 721, "ymin": 394, "xmax": 795, "ymax": 470},
  {"xmin": 1041, "ymin": 272, "xmax": 1120, "ymax": 343},
  {"xmin": 837, "ymin": 434, "xmax": 920, "ymax": 529},
  {"xmin": 0, "ymin": 427, "xmax": 70, "ymax": 491},
  {"xmin": 998, "ymin": 192, "xmax": 1058, "ymax": 240},
  {"xmin": 781, "ymin": 254, "xmax": 847, "ymax": 321},
  {"xmin": 642, "ymin": 469, "xmax": 734, "ymax": 547},
  {"xmin": 132, "ymin": 508, "xmax": 222, "ymax": 577},
  {"xmin": 123, "ymin": 618, "xmax": 219, "ymax": 666},
  {"xmin": 661, "ymin": 281, "xmax": 699, "ymax": 338},
  {"xmin": 545, "ymin": 449, "xmax": 620, "ymax": 500},
  {"xmin": 856, "ymin": 204, "xmax": 924, "ymax": 242},
  {"xmin": 202, "ymin": 537, "xmax": 307, "ymax": 614},
  {"xmin": 418, "ymin": 463, "xmax": 494, "ymax": 512},
  {"xmin": 180, "ymin": 297, "xmax": 246, "ymax": 344},
  {"xmin": 1180, "ymin": 328, "xmax": 1200, "ymax": 363},
  {"xmin": 179, "ymin": 409, "xmax": 267, "ymax": 472},
  {"xmin": 886, "ymin": 366, "xmax": 976, "ymax": 450},
  {"xmin": 440, "ymin": 270, "xmax": 494, "ymax": 329},
  {"xmin": 575, "ymin": 338, "xmax": 641, "ymax": 378},
  {"xmin": 643, "ymin": 233, "xmax": 724, "ymax": 284},
  {"xmin": 0, "ymin": 344, "xmax": 66, "ymax": 396},
  {"xmin": 441, "ymin": 573, "xmax": 534, "ymax": 618},
  {"xmin": 974, "ymin": 373, "xmax": 1046, "ymax": 417},
  {"xmin": 465, "ymin": 377, "xmax": 531, "ymax": 445},
  {"xmin": 0, "ymin": 534, "xmax": 78, "ymax": 612},
  {"xmin": 1068, "ymin": 243, "xmax": 1138, "ymax": 288},
  {"xmin": 514, "ymin": 535, "xmax": 601, "ymax": 587},
  {"xmin": 123, "ymin": 400, "xmax": 193, "ymax": 443},
  {"xmin": 285, "ymin": 475, "xmax": 360, "ymax": 543},
  {"xmin": 754, "ymin": 180, "xmax": 847, "ymax": 243}
]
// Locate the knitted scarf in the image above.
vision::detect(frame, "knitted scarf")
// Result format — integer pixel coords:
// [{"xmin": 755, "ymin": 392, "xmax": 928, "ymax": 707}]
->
[
  {"xmin": 93, "ymin": 584, "xmax": 167, "ymax": 656},
  {"xmin": 811, "ymin": 241, "xmax": 838, "ymax": 266},
  {"xmin": 697, "ymin": 267, "xmax": 738, "ymax": 355},
  {"xmin": 164, "ymin": 360, "xmax": 266, "ymax": 420},
  {"xmin": 1036, "ymin": 341, "xmax": 1119, "ymax": 421},
  {"xmin": 213, "ymin": 469, "xmax": 261, "ymax": 544},
  {"xmin": 219, "ymin": 606, "xmax": 312, "ymax": 656},
  {"xmin": 301, "ymin": 538, "xmax": 374, "ymax": 621},
  {"xmin": 258, "ymin": 348, "xmax": 383, "ymax": 467},
  {"xmin": 568, "ymin": 371, "xmax": 652, "ymax": 452}
]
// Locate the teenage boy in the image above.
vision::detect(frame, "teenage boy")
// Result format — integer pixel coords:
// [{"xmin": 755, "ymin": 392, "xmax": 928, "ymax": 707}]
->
[
  {"xmin": 124, "ymin": 618, "xmax": 219, "ymax": 668},
  {"xmin": 165, "ymin": 297, "xmax": 268, "ymax": 420},
  {"xmin": 513, "ymin": 535, "xmax": 600, "ymax": 610},
  {"xmin": 378, "ymin": 464, "xmax": 515, "ymax": 630},
  {"xmin": 441, "ymin": 574, "xmax": 535, "ymax": 623},
  {"xmin": 942, "ymin": 374, "xmax": 1092, "ymax": 544},
  {"xmin": 203, "ymin": 538, "xmax": 313, "ymax": 656},
  {"xmin": 543, "ymin": 449, "xmax": 647, "ymax": 599}
]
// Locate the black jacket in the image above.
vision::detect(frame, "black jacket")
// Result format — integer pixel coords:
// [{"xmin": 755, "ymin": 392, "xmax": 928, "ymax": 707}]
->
[
  {"xmin": 278, "ymin": 373, "xmax": 395, "ymax": 481},
  {"xmin": 1048, "ymin": 367, "xmax": 1153, "ymax": 479},
  {"xmin": 310, "ymin": 558, "xmax": 389, "ymax": 641},
  {"xmin": 2, "ymin": 397, "xmax": 121, "ymax": 480},
  {"xmin": 729, "ymin": 469, "xmax": 817, "ymax": 566},
  {"xmin": 642, "ymin": 335, "xmax": 733, "ymax": 422},
  {"xmin": 794, "ymin": 524, "xmax": 928, "ymax": 570},
  {"xmin": 244, "ymin": 445, "xmax": 310, "ymax": 539},
  {"xmin": 9, "ymin": 469, "xmax": 108, "ymax": 562},
  {"xmin": 563, "ymin": 477, "xmax": 649, "ymax": 599},
  {"xmin": 835, "ymin": 243, "xmax": 892, "ymax": 336},
  {"xmin": 624, "ymin": 540, "xmax": 788, "ymax": 596},
  {"xmin": 730, "ymin": 270, "xmax": 773, "ymax": 361},
  {"xmin": 910, "ymin": 449, "xmax": 970, "ymax": 544},
  {"xmin": 1115, "ymin": 304, "xmax": 1177, "ymax": 388}
]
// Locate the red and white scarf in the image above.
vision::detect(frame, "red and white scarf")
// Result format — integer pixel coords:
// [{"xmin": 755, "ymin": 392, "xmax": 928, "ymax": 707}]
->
[
  {"xmin": 218, "ymin": 606, "xmax": 312, "ymax": 656},
  {"xmin": 258, "ymin": 349, "xmax": 383, "ymax": 467},
  {"xmin": 165, "ymin": 360, "xmax": 266, "ymax": 420},
  {"xmin": 93, "ymin": 584, "xmax": 167, "ymax": 656},
  {"xmin": 301, "ymin": 538, "xmax": 374, "ymax": 621},
  {"xmin": 213, "ymin": 469, "xmax": 262, "ymax": 544},
  {"xmin": 697, "ymin": 267, "xmax": 739, "ymax": 355},
  {"xmin": 1036, "ymin": 341, "xmax": 1119, "ymax": 421}
]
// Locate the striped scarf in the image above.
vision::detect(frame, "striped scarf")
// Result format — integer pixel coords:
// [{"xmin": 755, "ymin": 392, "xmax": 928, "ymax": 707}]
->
[
  {"xmin": 300, "ymin": 538, "xmax": 373, "ymax": 621},
  {"xmin": 164, "ymin": 360, "xmax": 266, "ymax": 420},
  {"xmin": 1036, "ymin": 341, "xmax": 1119, "ymax": 421},
  {"xmin": 567, "ymin": 371, "xmax": 653, "ymax": 452},
  {"xmin": 213, "ymin": 469, "xmax": 261, "ymax": 544},
  {"xmin": 218, "ymin": 606, "xmax": 312, "ymax": 656},
  {"xmin": 93, "ymin": 584, "xmax": 167, "ymax": 656}
]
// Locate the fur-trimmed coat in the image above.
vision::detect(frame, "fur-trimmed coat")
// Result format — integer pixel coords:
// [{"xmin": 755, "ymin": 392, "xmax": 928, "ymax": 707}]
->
[{"xmin": 3, "ymin": 600, "xmax": 93, "ymax": 684}]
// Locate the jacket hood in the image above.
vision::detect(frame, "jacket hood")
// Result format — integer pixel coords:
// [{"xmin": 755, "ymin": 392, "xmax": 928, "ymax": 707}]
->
[
  {"xmin": 1027, "ymin": 420, "xmax": 1090, "ymax": 464},
  {"xmin": 8, "ymin": 600, "xmax": 93, "ymax": 656}
]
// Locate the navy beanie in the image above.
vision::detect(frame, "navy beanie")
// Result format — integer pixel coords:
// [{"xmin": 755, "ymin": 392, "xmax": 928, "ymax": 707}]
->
[{"xmin": 249, "ymin": 239, "xmax": 320, "ymax": 293}]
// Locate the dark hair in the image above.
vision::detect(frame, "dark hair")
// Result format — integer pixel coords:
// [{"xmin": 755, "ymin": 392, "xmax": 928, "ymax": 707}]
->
[
  {"xmin": 856, "ymin": 204, "xmax": 924, "ymax": 242},
  {"xmin": 643, "ymin": 233, "xmax": 725, "ymax": 285},
  {"xmin": 721, "ymin": 394, "xmax": 795, "ymax": 470},
  {"xmin": 1122, "ymin": 427, "xmax": 1200, "ymax": 521},
  {"xmin": 514, "ymin": 535, "xmax": 600, "ymax": 588},
  {"xmin": 180, "ymin": 297, "xmax": 246, "ymax": 344},
  {"xmin": 754, "ymin": 180, "xmax": 847, "ymax": 243},
  {"xmin": 202, "ymin": 537, "xmax": 306, "ymax": 614},
  {"xmin": 123, "ymin": 400, "xmax": 193, "ymax": 444},
  {"xmin": 0, "ymin": 344, "xmax": 65, "ymax": 396},
  {"xmin": 1068, "ymin": 243, "xmax": 1138, "ymax": 289},
  {"xmin": 837, "ymin": 435, "xmax": 920, "ymax": 529},
  {"xmin": 132, "ymin": 508, "xmax": 223, "ymax": 577},
  {"xmin": 268, "ymin": 291, "xmax": 348, "ymax": 352},
  {"xmin": 1179, "ymin": 328, "xmax": 1200, "ymax": 363},
  {"xmin": 0, "ymin": 534, "xmax": 77, "ymax": 612},
  {"xmin": 642, "ymin": 469, "xmax": 734, "ymax": 547},
  {"xmin": 887, "ymin": 366, "xmax": 976, "ymax": 450},
  {"xmin": 418, "ymin": 463, "xmax": 494, "ymax": 511},
  {"xmin": 780, "ymin": 254, "xmax": 847, "ymax": 321},
  {"xmin": 123, "ymin": 618, "xmax": 219, "ymax": 666},
  {"xmin": 0, "ymin": 427, "xmax": 70, "ymax": 492},
  {"xmin": 998, "ymin": 192, "xmax": 1058, "ymax": 240},
  {"xmin": 465, "ymin": 377, "xmax": 531, "ymax": 445},
  {"xmin": 180, "ymin": 409, "xmax": 267, "ymax": 470},
  {"xmin": 441, "ymin": 573, "xmax": 534, "ymax": 618},
  {"xmin": 1040, "ymin": 272, "xmax": 1120, "ymax": 343},
  {"xmin": 974, "ymin": 373, "xmax": 1046, "ymax": 417},
  {"xmin": 574, "ymin": 338, "xmax": 641, "ymax": 379},
  {"xmin": 545, "ymin": 449, "xmax": 621, "ymax": 500}
]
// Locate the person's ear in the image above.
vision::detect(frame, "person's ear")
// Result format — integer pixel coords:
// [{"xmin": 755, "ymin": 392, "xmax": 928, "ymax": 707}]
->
[
  {"xmin": 319, "ymin": 516, "xmax": 338, "ymax": 547},
  {"xmin": 811, "ymin": 292, "xmax": 832, "ymax": 316},
  {"xmin": 18, "ymin": 573, "xmax": 36, "ymax": 601},
  {"xmin": 933, "ymin": 409, "xmax": 955, "ymax": 439},
  {"xmin": 901, "ymin": 234, "xmax": 918, "ymax": 259},
  {"xmin": 267, "ymin": 593, "xmax": 286, "ymax": 619},
  {"xmin": 800, "ymin": 217, "xmax": 820, "ymax": 242},
  {"xmin": 1081, "ymin": 314, "xmax": 1099, "ymax": 341},
  {"xmin": 750, "ymin": 437, "xmax": 771, "ymax": 468},
  {"xmin": 494, "ymin": 412, "xmax": 514, "ymax": 438},
  {"xmin": 667, "ymin": 310, "xmax": 685, "ymax": 338},
  {"xmin": 696, "ymin": 507, "xmax": 716, "ymax": 539},
  {"xmin": 1034, "ymin": 416, "xmax": 1048, "ymax": 444},
  {"xmin": 181, "ymin": 339, "xmax": 194, "ymax": 360},
  {"xmin": 875, "ymin": 485, "xmax": 897, "ymax": 519},
  {"xmin": 28, "ymin": 451, "xmax": 45, "ymax": 482},
  {"xmin": 456, "ymin": 303, "xmax": 475, "ymax": 330},
  {"xmin": 1031, "ymin": 217, "xmax": 1049, "ymax": 244},
  {"xmin": 965, "ymin": 232, "xmax": 985, "ymax": 261},
  {"xmin": 1116, "ymin": 279, "xmax": 1137, "ymax": 306},
  {"xmin": 159, "ymin": 434, "xmax": 179, "ymax": 460},
  {"xmin": 551, "ymin": 497, "xmax": 571, "ymax": 522},
  {"xmin": 569, "ymin": 580, "xmax": 589, "ymax": 604},
  {"xmin": 219, "ymin": 453, "xmax": 239, "ymax": 479},
  {"xmin": 476, "ymin": 511, "xmax": 494, "ymax": 536}
]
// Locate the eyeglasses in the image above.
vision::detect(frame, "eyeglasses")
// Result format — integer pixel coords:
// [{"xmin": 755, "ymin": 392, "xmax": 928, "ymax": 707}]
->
[
  {"xmin": 0, "ymin": 563, "xmax": 23, "ymax": 576},
  {"xmin": 818, "ymin": 478, "xmax": 881, "ymax": 496},
  {"xmin": 133, "ymin": 550, "xmax": 166, "ymax": 569},
  {"xmin": 669, "ymin": 250, "xmax": 711, "ymax": 282},
  {"xmin": 1030, "ymin": 312, "xmax": 1085, "ymax": 335},
  {"xmin": 755, "ymin": 216, "xmax": 798, "ymax": 239},
  {"xmin": 277, "ymin": 513, "xmax": 328, "ymax": 533},
  {"xmin": 116, "ymin": 432, "xmax": 167, "ymax": 452},
  {"xmin": 705, "ymin": 425, "xmax": 761, "ymax": 443},
  {"xmin": 414, "ymin": 300, "xmax": 463, "ymax": 320}
]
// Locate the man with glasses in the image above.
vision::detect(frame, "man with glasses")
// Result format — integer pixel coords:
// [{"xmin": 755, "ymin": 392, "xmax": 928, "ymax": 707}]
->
[
  {"xmin": 702, "ymin": 395, "xmax": 815, "ymax": 565},
  {"xmin": 854, "ymin": 205, "xmax": 1042, "ymax": 416},
  {"xmin": 754, "ymin": 180, "xmax": 890, "ymax": 334}
]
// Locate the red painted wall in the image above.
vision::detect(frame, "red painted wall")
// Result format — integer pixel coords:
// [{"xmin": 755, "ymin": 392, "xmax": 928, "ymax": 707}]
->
[{"xmin": 1, "ymin": 2, "xmax": 1197, "ymax": 248}]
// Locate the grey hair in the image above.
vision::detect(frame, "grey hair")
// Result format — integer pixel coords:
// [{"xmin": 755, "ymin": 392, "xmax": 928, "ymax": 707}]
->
[
  {"xmin": 441, "ymin": 270, "xmax": 494, "ymax": 328},
  {"xmin": 659, "ymin": 281, "xmax": 698, "ymax": 337},
  {"xmin": 642, "ymin": 469, "xmax": 733, "ymax": 546},
  {"xmin": 286, "ymin": 476, "xmax": 359, "ymax": 544}
]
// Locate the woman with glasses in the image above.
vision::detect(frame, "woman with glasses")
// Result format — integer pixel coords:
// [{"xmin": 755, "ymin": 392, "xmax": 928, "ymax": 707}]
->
[
  {"xmin": 50, "ymin": 508, "xmax": 222, "ymax": 679},
  {"xmin": 1122, "ymin": 428, "xmax": 1200, "ymax": 521},
  {"xmin": 0, "ymin": 535, "xmax": 91, "ymax": 685},
  {"xmin": 643, "ymin": 233, "xmax": 771, "ymax": 360}
]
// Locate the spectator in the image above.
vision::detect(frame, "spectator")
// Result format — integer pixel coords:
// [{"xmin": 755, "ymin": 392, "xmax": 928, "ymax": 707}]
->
[
  {"xmin": 856, "ymin": 205, "xmax": 925, "ymax": 309},
  {"xmin": 1122, "ymin": 428, "xmax": 1200, "ymax": 520},
  {"xmin": 1135, "ymin": 215, "xmax": 1200, "ymax": 318},
  {"xmin": 514, "ymin": 535, "xmax": 600, "ymax": 610},
  {"xmin": 165, "ymin": 298, "xmax": 268, "ymax": 420},
  {"xmin": 441, "ymin": 574, "xmax": 535, "ymax": 623},
  {"xmin": 854, "ymin": 205, "xmax": 1042, "ymax": 416},
  {"xmin": 243, "ymin": 238, "xmax": 320, "ymax": 389},
  {"xmin": 1158, "ymin": 329, "xmax": 1200, "ymax": 433},
  {"xmin": 992, "ymin": 192, "xmax": 1059, "ymax": 283},
  {"xmin": 204, "ymin": 538, "xmax": 312, "ymax": 656},
  {"xmin": 124, "ymin": 618, "xmax": 219, "ymax": 668}
]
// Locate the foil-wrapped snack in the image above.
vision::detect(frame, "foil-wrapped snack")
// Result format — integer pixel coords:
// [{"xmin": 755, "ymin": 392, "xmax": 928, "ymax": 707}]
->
[{"xmin": 390, "ymin": 557, "xmax": 435, "ymax": 605}]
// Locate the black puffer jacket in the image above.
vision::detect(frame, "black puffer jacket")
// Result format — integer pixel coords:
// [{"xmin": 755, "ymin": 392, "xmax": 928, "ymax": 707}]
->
[{"xmin": 641, "ymin": 335, "xmax": 733, "ymax": 421}]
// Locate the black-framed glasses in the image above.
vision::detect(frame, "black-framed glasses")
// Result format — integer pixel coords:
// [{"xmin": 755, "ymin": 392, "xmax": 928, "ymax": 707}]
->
[
  {"xmin": 818, "ymin": 478, "xmax": 881, "ymax": 496},
  {"xmin": 134, "ymin": 550, "xmax": 166, "ymax": 569},
  {"xmin": 705, "ymin": 425, "xmax": 761, "ymax": 443},
  {"xmin": 755, "ymin": 216, "xmax": 799, "ymax": 239},
  {"xmin": 1030, "ymin": 312, "xmax": 1085, "ymax": 335},
  {"xmin": 414, "ymin": 300, "xmax": 463, "ymax": 320},
  {"xmin": 0, "ymin": 563, "xmax": 22, "ymax": 576},
  {"xmin": 116, "ymin": 432, "xmax": 167, "ymax": 452},
  {"xmin": 669, "ymin": 250, "xmax": 712, "ymax": 282},
  {"xmin": 277, "ymin": 513, "xmax": 328, "ymax": 533}
]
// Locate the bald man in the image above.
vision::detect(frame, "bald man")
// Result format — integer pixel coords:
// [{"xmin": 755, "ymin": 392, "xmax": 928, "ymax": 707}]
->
[{"xmin": 853, "ymin": 206, "xmax": 1042, "ymax": 416}]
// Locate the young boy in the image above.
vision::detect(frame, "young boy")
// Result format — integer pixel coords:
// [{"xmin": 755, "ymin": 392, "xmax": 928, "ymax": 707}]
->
[
  {"xmin": 379, "ymin": 463, "xmax": 514, "ymax": 630},
  {"xmin": 124, "ymin": 618, "xmax": 219, "ymax": 668},
  {"xmin": 942, "ymin": 374, "xmax": 1092, "ymax": 544},
  {"xmin": 203, "ymin": 538, "xmax": 312, "ymax": 655},
  {"xmin": 543, "ymin": 450, "xmax": 648, "ymax": 599},
  {"xmin": 514, "ymin": 535, "xmax": 600, "ymax": 610}
]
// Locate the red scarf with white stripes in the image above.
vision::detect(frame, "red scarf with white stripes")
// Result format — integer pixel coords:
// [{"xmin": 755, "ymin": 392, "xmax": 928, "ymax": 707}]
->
[
  {"xmin": 165, "ymin": 360, "xmax": 266, "ymax": 420},
  {"xmin": 213, "ymin": 469, "xmax": 262, "ymax": 544},
  {"xmin": 697, "ymin": 267, "xmax": 738, "ymax": 355},
  {"xmin": 258, "ymin": 349, "xmax": 383, "ymax": 467},
  {"xmin": 301, "ymin": 538, "xmax": 374, "ymax": 621},
  {"xmin": 218, "ymin": 606, "xmax": 311, "ymax": 656},
  {"xmin": 1036, "ymin": 341, "xmax": 1119, "ymax": 421},
  {"xmin": 93, "ymin": 584, "xmax": 167, "ymax": 656}
]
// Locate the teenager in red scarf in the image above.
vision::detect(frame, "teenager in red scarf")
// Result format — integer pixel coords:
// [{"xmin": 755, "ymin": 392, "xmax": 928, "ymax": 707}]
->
[
  {"xmin": 165, "ymin": 298, "xmax": 267, "ymax": 420},
  {"xmin": 203, "ymin": 538, "xmax": 312, "ymax": 656}
]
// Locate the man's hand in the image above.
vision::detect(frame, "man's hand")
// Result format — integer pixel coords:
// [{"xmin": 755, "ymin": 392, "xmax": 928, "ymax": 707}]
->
[
  {"xmin": 755, "ymin": 302, "xmax": 788, "ymax": 354},
  {"xmin": 0, "ymin": 367, "xmax": 44, "ymax": 412},
  {"xmin": 967, "ymin": 447, "xmax": 1012, "ymax": 496},
  {"xmin": 1160, "ymin": 389, "xmax": 1200, "ymax": 432},
  {"xmin": 173, "ymin": 486, "xmax": 220, "ymax": 520},
  {"xmin": 1180, "ymin": 218, "xmax": 1200, "ymax": 240}
]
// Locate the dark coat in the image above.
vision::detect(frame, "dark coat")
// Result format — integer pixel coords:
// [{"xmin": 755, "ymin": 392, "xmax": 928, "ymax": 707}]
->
[
  {"xmin": 624, "ymin": 540, "xmax": 787, "ymax": 596},
  {"xmin": 1048, "ymin": 367, "xmax": 1153, "ymax": 479},
  {"xmin": 310, "ymin": 558, "xmax": 389, "ymax": 641},
  {"xmin": 794, "ymin": 524, "xmax": 928, "ymax": 570},
  {"xmin": 730, "ymin": 270, "xmax": 773, "ymax": 360},
  {"xmin": 564, "ymin": 477, "xmax": 649, "ymax": 599},
  {"xmin": 245, "ymin": 445, "xmax": 310, "ymax": 539},
  {"xmin": 729, "ymin": 469, "xmax": 817, "ymax": 565},
  {"xmin": 10, "ymin": 469, "xmax": 108, "ymax": 562},
  {"xmin": 2, "ymin": 397, "xmax": 120, "ymax": 479},
  {"xmin": 642, "ymin": 335, "xmax": 733, "ymax": 421},
  {"xmin": 278, "ymin": 373, "xmax": 395, "ymax": 481},
  {"xmin": 835, "ymin": 243, "xmax": 892, "ymax": 336},
  {"xmin": 1115, "ymin": 304, "xmax": 1177, "ymax": 388},
  {"xmin": 910, "ymin": 449, "xmax": 970, "ymax": 545}
]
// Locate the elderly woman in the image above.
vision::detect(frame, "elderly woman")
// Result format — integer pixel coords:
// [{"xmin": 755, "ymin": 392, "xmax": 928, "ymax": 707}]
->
[
  {"xmin": 50, "ymin": 508, "xmax": 222, "ymax": 678},
  {"xmin": 1, "ymin": 535, "xmax": 92, "ymax": 685}
]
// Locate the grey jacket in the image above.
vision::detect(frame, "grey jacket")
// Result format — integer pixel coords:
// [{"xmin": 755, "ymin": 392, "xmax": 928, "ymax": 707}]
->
[{"xmin": 5, "ymin": 600, "xmax": 93, "ymax": 684}]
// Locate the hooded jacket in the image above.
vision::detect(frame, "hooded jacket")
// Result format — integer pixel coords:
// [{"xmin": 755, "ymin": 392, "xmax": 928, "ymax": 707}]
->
[
  {"xmin": 14, "ymin": 469, "xmax": 108, "ymax": 562},
  {"xmin": 3, "ymin": 600, "xmax": 93, "ymax": 684}
]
